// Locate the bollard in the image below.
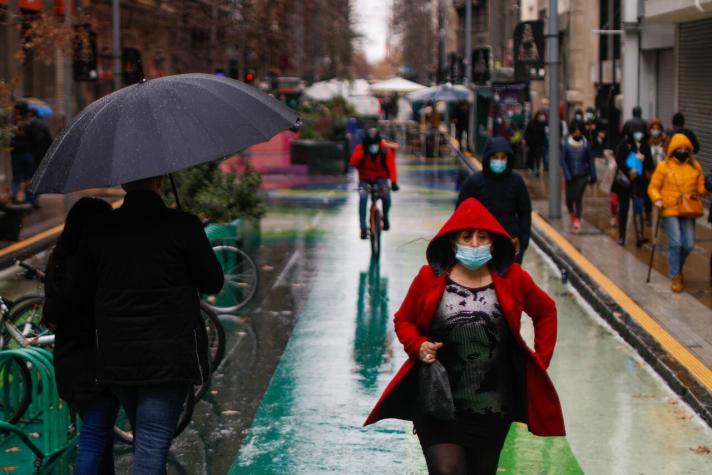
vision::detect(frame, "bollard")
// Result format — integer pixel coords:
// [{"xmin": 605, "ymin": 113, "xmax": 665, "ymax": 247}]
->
[{"xmin": 561, "ymin": 269, "xmax": 568, "ymax": 284}]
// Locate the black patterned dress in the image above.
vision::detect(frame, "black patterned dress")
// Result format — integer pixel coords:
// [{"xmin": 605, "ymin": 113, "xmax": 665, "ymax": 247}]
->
[{"xmin": 414, "ymin": 279, "xmax": 514, "ymax": 448}]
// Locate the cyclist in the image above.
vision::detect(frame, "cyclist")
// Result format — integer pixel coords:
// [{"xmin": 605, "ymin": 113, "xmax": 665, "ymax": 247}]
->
[{"xmin": 350, "ymin": 128, "xmax": 399, "ymax": 239}]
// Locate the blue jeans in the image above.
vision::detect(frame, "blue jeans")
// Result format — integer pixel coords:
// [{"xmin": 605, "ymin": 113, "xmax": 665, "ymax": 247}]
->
[
  {"xmin": 359, "ymin": 179, "xmax": 391, "ymax": 231},
  {"xmin": 75, "ymin": 394, "xmax": 120, "ymax": 475},
  {"xmin": 663, "ymin": 216, "xmax": 696, "ymax": 277},
  {"xmin": 112, "ymin": 385, "xmax": 189, "ymax": 475}
]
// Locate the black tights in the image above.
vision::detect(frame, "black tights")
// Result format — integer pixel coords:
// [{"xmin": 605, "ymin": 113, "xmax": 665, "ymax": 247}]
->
[{"xmin": 423, "ymin": 443, "xmax": 502, "ymax": 475}]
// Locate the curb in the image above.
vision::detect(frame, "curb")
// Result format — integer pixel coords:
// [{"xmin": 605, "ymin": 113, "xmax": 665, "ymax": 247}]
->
[{"xmin": 530, "ymin": 217, "xmax": 712, "ymax": 428}]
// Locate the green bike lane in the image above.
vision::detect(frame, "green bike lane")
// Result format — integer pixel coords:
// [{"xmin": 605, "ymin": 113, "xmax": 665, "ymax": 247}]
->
[{"xmin": 228, "ymin": 156, "xmax": 712, "ymax": 474}]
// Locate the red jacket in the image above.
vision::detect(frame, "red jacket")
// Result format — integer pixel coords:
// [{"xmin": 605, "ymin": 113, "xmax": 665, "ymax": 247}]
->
[
  {"xmin": 350, "ymin": 141, "xmax": 397, "ymax": 183},
  {"xmin": 364, "ymin": 198, "xmax": 565, "ymax": 436}
]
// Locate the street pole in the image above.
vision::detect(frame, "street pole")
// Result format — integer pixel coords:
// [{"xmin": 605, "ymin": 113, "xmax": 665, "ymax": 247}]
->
[
  {"xmin": 547, "ymin": 0, "xmax": 561, "ymax": 219},
  {"xmin": 439, "ymin": 0, "xmax": 447, "ymax": 83},
  {"xmin": 465, "ymin": 0, "xmax": 475, "ymax": 152},
  {"xmin": 64, "ymin": 0, "xmax": 73, "ymax": 122},
  {"xmin": 112, "ymin": 0, "xmax": 121, "ymax": 91}
]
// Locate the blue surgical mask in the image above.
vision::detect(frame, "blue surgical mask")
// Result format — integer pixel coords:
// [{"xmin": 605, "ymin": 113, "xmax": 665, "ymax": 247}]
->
[
  {"xmin": 368, "ymin": 144, "xmax": 379, "ymax": 155},
  {"xmin": 489, "ymin": 159, "xmax": 507, "ymax": 174},
  {"xmin": 455, "ymin": 244, "xmax": 492, "ymax": 271}
]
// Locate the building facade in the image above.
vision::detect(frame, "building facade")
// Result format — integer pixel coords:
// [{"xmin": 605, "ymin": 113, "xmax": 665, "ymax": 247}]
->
[{"xmin": 625, "ymin": 0, "xmax": 712, "ymax": 170}]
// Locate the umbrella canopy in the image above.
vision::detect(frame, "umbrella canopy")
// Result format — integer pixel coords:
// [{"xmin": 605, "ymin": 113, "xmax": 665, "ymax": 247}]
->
[
  {"xmin": 29, "ymin": 73, "xmax": 300, "ymax": 194},
  {"xmin": 370, "ymin": 77, "xmax": 426, "ymax": 94},
  {"xmin": 407, "ymin": 83, "xmax": 473, "ymax": 103}
]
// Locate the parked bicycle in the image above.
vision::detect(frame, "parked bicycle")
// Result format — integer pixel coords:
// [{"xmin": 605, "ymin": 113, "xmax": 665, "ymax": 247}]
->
[{"xmin": 201, "ymin": 240, "xmax": 259, "ymax": 314}]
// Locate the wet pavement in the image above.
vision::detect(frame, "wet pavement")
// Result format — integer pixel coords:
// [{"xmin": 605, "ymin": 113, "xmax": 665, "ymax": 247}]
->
[{"xmin": 1, "ymin": 152, "xmax": 711, "ymax": 473}]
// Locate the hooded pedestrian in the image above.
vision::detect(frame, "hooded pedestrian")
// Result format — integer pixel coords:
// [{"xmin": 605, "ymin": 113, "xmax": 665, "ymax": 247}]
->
[
  {"xmin": 648, "ymin": 134, "xmax": 707, "ymax": 292},
  {"xmin": 456, "ymin": 137, "xmax": 532, "ymax": 263},
  {"xmin": 364, "ymin": 198, "xmax": 564, "ymax": 474},
  {"xmin": 43, "ymin": 197, "xmax": 118, "ymax": 474},
  {"xmin": 612, "ymin": 126, "xmax": 655, "ymax": 247},
  {"xmin": 561, "ymin": 121, "xmax": 597, "ymax": 233}
]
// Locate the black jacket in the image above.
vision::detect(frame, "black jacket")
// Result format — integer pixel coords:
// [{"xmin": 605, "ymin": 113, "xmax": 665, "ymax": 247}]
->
[
  {"xmin": 611, "ymin": 138, "xmax": 654, "ymax": 197},
  {"xmin": 524, "ymin": 120, "xmax": 547, "ymax": 152},
  {"xmin": 77, "ymin": 190, "xmax": 224, "ymax": 386},
  {"xmin": 44, "ymin": 253, "xmax": 105, "ymax": 402},
  {"xmin": 456, "ymin": 137, "xmax": 532, "ymax": 258}
]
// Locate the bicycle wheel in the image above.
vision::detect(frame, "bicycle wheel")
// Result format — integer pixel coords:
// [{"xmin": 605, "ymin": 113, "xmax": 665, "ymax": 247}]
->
[
  {"xmin": 195, "ymin": 303, "xmax": 225, "ymax": 401},
  {"xmin": 4, "ymin": 296, "xmax": 50, "ymax": 350},
  {"xmin": 113, "ymin": 389, "xmax": 196, "ymax": 444},
  {"xmin": 370, "ymin": 207, "xmax": 381, "ymax": 259},
  {"xmin": 0, "ymin": 356, "xmax": 32, "ymax": 425},
  {"xmin": 202, "ymin": 245, "xmax": 259, "ymax": 314}
]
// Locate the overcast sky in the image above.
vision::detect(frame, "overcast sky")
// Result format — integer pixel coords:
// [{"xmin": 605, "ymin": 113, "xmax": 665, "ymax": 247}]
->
[{"xmin": 354, "ymin": 0, "xmax": 393, "ymax": 63}]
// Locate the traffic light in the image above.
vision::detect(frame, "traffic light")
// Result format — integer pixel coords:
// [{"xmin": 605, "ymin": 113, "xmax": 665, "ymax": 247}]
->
[{"xmin": 245, "ymin": 70, "xmax": 255, "ymax": 84}]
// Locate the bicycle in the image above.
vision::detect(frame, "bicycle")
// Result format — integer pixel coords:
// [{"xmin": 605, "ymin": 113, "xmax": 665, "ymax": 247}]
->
[
  {"xmin": 201, "ymin": 242, "xmax": 259, "ymax": 315},
  {"xmin": 360, "ymin": 184, "xmax": 389, "ymax": 259}
]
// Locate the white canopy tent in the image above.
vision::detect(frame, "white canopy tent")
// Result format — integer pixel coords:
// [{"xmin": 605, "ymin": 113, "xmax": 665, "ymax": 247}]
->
[
  {"xmin": 370, "ymin": 77, "xmax": 427, "ymax": 95},
  {"xmin": 303, "ymin": 78, "xmax": 371, "ymax": 101}
]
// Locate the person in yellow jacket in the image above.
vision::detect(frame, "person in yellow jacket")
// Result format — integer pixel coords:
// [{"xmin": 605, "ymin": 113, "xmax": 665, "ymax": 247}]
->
[{"xmin": 648, "ymin": 133, "xmax": 707, "ymax": 292}]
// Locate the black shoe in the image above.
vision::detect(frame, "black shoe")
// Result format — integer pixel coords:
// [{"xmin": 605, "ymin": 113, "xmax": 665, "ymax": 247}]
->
[
  {"xmin": 382, "ymin": 219, "xmax": 390, "ymax": 231},
  {"xmin": 636, "ymin": 237, "xmax": 649, "ymax": 248},
  {"xmin": 360, "ymin": 229, "xmax": 368, "ymax": 240}
]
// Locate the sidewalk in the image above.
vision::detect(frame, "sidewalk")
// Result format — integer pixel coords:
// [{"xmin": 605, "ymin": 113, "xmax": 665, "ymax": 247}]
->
[{"xmin": 464, "ymin": 150, "xmax": 712, "ymax": 426}]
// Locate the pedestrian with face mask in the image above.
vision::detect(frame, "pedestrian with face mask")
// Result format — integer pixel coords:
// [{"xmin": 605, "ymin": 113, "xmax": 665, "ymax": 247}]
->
[
  {"xmin": 621, "ymin": 106, "xmax": 648, "ymax": 140},
  {"xmin": 364, "ymin": 198, "xmax": 564, "ymax": 475},
  {"xmin": 613, "ymin": 127, "xmax": 654, "ymax": 247},
  {"xmin": 456, "ymin": 137, "xmax": 532, "ymax": 263},
  {"xmin": 561, "ymin": 122, "xmax": 597, "ymax": 233},
  {"xmin": 350, "ymin": 128, "xmax": 399, "ymax": 239},
  {"xmin": 524, "ymin": 110, "xmax": 548, "ymax": 176},
  {"xmin": 646, "ymin": 119, "xmax": 668, "ymax": 225},
  {"xmin": 648, "ymin": 134, "xmax": 707, "ymax": 293}
]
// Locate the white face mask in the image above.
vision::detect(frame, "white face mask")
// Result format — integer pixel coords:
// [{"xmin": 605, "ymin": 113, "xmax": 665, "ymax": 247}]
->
[
  {"xmin": 650, "ymin": 129, "xmax": 661, "ymax": 138},
  {"xmin": 368, "ymin": 144, "xmax": 379, "ymax": 155},
  {"xmin": 633, "ymin": 131, "xmax": 644, "ymax": 142}
]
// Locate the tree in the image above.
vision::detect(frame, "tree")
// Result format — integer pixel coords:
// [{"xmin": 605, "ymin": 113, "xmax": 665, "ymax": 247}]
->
[{"xmin": 390, "ymin": 0, "xmax": 436, "ymax": 84}]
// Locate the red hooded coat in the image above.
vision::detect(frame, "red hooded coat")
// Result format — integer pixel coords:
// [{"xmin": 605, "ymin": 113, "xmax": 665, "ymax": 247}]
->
[{"xmin": 364, "ymin": 198, "xmax": 565, "ymax": 436}]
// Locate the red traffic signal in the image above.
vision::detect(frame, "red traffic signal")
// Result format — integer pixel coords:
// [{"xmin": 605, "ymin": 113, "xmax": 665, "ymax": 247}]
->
[{"xmin": 245, "ymin": 71, "xmax": 255, "ymax": 84}]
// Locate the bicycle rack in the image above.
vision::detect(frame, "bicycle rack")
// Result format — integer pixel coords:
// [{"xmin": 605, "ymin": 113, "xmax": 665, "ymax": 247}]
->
[{"xmin": 0, "ymin": 347, "xmax": 77, "ymax": 472}]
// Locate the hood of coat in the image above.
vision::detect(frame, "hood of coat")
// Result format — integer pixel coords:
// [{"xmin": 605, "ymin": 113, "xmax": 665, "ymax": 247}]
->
[
  {"xmin": 426, "ymin": 198, "xmax": 515, "ymax": 276},
  {"xmin": 666, "ymin": 133, "xmax": 694, "ymax": 159},
  {"xmin": 482, "ymin": 137, "xmax": 514, "ymax": 177}
]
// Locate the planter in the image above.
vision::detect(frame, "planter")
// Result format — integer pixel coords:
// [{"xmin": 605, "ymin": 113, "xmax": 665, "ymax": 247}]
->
[
  {"xmin": 204, "ymin": 218, "xmax": 261, "ymax": 257},
  {"xmin": 290, "ymin": 139, "xmax": 347, "ymax": 175}
]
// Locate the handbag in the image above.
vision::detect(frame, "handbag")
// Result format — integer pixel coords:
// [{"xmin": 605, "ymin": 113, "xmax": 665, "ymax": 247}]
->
[
  {"xmin": 418, "ymin": 359, "xmax": 455, "ymax": 421},
  {"xmin": 614, "ymin": 169, "xmax": 631, "ymax": 189},
  {"xmin": 671, "ymin": 169, "xmax": 704, "ymax": 218}
]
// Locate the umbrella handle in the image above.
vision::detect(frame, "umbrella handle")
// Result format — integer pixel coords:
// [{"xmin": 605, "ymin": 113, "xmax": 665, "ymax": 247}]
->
[{"xmin": 169, "ymin": 173, "xmax": 182, "ymax": 210}]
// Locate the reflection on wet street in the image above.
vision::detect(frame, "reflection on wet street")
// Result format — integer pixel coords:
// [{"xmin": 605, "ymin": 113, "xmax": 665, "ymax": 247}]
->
[{"xmin": 4, "ymin": 155, "xmax": 711, "ymax": 473}]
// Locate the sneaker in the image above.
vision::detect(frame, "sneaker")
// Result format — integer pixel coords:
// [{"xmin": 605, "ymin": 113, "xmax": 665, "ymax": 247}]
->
[
  {"xmin": 360, "ymin": 229, "xmax": 368, "ymax": 240},
  {"xmin": 671, "ymin": 274, "xmax": 683, "ymax": 293},
  {"xmin": 572, "ymin": 218, "xmax": 581, "ymax": 233},
  {"xmin": 635, "ymin": 237, "xmax": 649, "ymax": 248}
]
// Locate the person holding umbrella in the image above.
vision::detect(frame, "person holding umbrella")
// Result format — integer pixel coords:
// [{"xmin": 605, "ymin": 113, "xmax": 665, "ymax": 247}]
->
[
  {"xmin": 29, "ymin": 73, "xmax": 300, "ymax": 473},
  {"xmin": 364, "ymin": 198, "xmax": 564, "ymax": 474}
]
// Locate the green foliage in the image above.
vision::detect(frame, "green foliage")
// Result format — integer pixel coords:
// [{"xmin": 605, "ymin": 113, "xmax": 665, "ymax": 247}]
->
[
  {"xmin": 163, "ymin": 162, "xmax": 265, "ymax": 224},
  {"xmin": 296, "ymin": 97, "xmax": 355, "ymax": 142}
]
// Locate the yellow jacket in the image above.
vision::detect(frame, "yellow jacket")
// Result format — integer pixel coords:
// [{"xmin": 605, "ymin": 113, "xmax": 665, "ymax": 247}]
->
[{"xmin": 647, "ymin": 134, "xmax": 706, "ymax": 217}]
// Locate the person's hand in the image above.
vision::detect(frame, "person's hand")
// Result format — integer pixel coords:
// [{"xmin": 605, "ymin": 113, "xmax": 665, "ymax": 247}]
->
[
  {"xmin": 511, "ymin": 237, "xmax": 521, "ymax": 255},
  {"xmin": 654, "ymin": 200, "xmax": 663, "ymax": 208},
  {"xmin": 629, "ymin": 169, "xmax": 637, "ymax": 179},
  {"xmin": 391, "ymin": 182, "xmax": 400, "ymax": 192},
  {"xmin": 636, "ymin": 152, "xmax": 644, "ymax": 161},
  {"xmin": 419, "ymin": 341, "xmax": 443, "ymax": 364}
]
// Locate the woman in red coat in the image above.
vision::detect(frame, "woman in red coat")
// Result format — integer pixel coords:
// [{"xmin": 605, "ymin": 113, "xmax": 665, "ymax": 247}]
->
[{"xmin": 364, "ymin": 198, "xmax": 565, "ymax": 474}]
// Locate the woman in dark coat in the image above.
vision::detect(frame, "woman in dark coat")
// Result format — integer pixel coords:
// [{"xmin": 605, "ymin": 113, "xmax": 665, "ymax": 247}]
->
[
  {"xmin": 43, "ymin": 197, "xmax": 118, "ymax": 474},
  {"xmin": 611, "ymin": 130, "xmax": 655, "ymax": 247},
  {"xmin": 365, "ymin": 198, "xmax": 564, "ymax": 475},
  {"xmin": 524, "ymin": 110, "xmax": 548, "ymax": 175}
]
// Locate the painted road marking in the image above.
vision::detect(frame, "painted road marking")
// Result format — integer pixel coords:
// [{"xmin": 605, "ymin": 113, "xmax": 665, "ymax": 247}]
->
[{"xmin": 533, "ymin": 212, "xmax": 712, "ymax": 392}]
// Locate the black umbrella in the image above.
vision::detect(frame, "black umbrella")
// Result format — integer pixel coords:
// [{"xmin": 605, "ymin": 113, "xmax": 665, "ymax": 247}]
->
[{"xmin": 29, "ymin": 73, "xmax": 300, "ymax": 195}]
